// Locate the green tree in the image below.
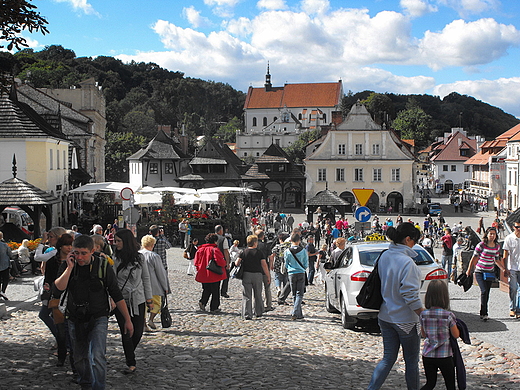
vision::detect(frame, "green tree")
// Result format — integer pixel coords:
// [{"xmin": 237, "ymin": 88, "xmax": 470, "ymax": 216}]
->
[
  {"xmin": 122, "ymin": 108, "xmax": 157, "ymax": 139},
  {"xmin": 215, "ymin": 116, "xmax": 242, "ymax": 143},
  {"xmin": 393, "ymin": 99, "xmax": 432, "ymax": 147},
  {"xmin": 105, "ymin": 131, "xmax": 146, "ymax": 182},
  {"xmin": 1, "ymin": 0, "xmax": 49, "ymax": 50},
  {"xmin": 284, "ymin": 128, "xmax": 321, "ymax": 163},
  {"xmin": 361, "ymin": 92, "xmax": 394, "ymax": 126}
]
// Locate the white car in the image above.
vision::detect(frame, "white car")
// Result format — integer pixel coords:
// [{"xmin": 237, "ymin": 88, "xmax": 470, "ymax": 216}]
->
[{"xmin": 324, "ymin": 241, "xmax": 447, "ymax": 329}]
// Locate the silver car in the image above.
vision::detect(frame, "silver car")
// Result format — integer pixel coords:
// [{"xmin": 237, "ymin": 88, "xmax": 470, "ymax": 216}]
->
[{"xmin": 324, "ymin": 241, "xmax": 448, "ymax": 329}]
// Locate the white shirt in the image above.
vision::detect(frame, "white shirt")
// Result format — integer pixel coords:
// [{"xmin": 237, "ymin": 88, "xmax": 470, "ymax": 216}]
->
[{"xmin": 503, "ymin": 232, "xmax": 520, "ymax": 271}]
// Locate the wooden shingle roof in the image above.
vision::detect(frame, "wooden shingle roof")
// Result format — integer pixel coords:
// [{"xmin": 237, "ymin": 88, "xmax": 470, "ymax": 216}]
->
[
  {"xmin": 0, "ymin": 89, "xmax": 67, "ymax": 140},
  {"xmin": 127, "ymin": 129, "xmax": 188, "ymax": 160},
  {"xmin": 0, "ymin": 177, "xmax": 59, "ymax": 205},
  {"xmin": 305, "ymin": 190, "xmax": 350, "ymax": 206}
]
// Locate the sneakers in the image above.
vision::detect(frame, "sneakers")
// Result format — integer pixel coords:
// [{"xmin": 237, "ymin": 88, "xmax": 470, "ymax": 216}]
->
[
  {"xmin": 147, "ymin": 320, "xmax": 157, "ymax": 330},
  {"xmin": 0, "ymin": 292, "xmax": 8, "ymax": 300},
  {"xmin": 480, "ymin": 315, "xmax": 489, "ymax": 321},
  {"xmin": 198, "ymin": 301, "xmax": 206, "ymax": 311},
  {"xmin": 510, "ymin": 311, "xmax": 516, "ymax": 318}
]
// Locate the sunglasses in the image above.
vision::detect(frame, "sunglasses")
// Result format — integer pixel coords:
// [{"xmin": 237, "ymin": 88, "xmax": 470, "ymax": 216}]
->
[{"xmin": 514, "ymin": 226, "xmax": 520, "ymax": 229}]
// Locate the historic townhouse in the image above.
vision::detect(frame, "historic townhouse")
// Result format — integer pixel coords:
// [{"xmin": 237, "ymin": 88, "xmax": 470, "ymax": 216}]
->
[
  {"xmin": 504, "ymin": 124, "xmax": 520, "ymax": 211},
  {"xmin": 305, "ymin": 101, "xmax": 416, "ymax": 213}
]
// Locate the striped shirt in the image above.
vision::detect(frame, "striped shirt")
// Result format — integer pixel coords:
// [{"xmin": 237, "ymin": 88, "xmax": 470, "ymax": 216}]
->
[
  {"xmin": 473, "ymin": 242, "xmax": 500, "ymax": 273},
  {"xmin": 420, "ymin": 308, "xmax": 457, "ymax": 358}
]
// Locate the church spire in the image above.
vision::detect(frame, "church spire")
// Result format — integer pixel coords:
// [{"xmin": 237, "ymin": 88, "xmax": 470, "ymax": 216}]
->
[{"xmin": 264, "ymin": 61, "xmax": 272, "ymax": 91}]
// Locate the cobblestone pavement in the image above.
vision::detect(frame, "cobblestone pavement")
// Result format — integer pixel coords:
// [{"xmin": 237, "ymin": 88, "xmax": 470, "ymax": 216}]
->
[{"xmin": 1, "ymin": 245, "xmax": 520, "ymax": 390}]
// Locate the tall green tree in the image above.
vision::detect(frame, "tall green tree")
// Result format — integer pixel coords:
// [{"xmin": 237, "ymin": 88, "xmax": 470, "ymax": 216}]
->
[
  {"xmin": 1, "ymin": 0, "xmax": 49, "ymax": 50},
  {"xmin": 361, "ymin": 92, "xmax": 394, "ymax": 127},
  {"xmin": 284, "ymin": 128, "xmax": 321, "ymax": 163},
  {"xmin": 105, "ymin": 131, "xmax": 146, "ymax": 182},
  {"xmin": 393, "ymin": 99, "xmax": 432, "ymax": 147},
  {"xmin": 215, "ymin": 116, "xmax": 242, "ymax": 143}
]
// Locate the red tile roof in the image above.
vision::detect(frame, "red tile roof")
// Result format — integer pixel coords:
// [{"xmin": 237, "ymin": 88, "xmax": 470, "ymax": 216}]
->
[{"xmin": 244, "ymin": 82, "xmax": 343, "ymax": 109}]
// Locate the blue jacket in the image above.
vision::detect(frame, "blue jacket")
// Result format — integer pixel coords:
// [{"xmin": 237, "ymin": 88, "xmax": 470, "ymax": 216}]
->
[{"xmin": 284, "ymin": 245, "xmax": 308, "ymax": 275}]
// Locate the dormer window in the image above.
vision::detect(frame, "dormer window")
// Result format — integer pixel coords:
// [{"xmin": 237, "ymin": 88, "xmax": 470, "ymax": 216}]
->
[
  {"xmin": 460, "ymin": 149, "xmax": 468, "ymax": 156},
  {"xmin": 282, "ymin": 112, "xmax": 290, "ymax": 123}
]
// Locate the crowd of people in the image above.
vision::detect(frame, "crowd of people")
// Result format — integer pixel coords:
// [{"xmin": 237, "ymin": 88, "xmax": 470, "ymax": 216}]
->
[{"xmin": 3, "ymin": 205, "xmax": 520, "ymax": 390}]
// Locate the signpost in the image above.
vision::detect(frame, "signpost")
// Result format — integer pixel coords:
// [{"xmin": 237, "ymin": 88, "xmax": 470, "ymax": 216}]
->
[
  {"xmin": 355, "ymin": 206, "xmax": 372, "ymax": 222},
  {"xmin": 352, "ymin": 188, "xmax": 374, "ymax": 207}
]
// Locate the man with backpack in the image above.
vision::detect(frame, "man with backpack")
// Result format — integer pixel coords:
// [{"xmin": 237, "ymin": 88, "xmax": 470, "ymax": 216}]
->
[{"xmin": 53, "ymin": 235, "xmax": 133, "ymax": 390}]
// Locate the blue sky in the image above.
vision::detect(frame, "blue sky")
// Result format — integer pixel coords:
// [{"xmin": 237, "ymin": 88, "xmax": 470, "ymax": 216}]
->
[{"xmin": 13, "ymin": 0, "xmax": 520, "ymax": 118}]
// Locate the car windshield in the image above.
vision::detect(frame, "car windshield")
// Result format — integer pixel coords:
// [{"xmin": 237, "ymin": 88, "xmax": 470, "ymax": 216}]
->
[{"xmin": 359, "ymin": 248, "xmax": 434, "ymax": 266}]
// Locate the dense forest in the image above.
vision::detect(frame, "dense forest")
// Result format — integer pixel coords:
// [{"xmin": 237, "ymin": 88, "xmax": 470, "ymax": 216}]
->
[{"xmin": 1, "ymin": 45, "xmax": 519, "ymax": 177}]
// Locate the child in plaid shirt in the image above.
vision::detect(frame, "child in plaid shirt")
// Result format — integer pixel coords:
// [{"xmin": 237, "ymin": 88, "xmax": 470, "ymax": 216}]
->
[{"xmin": 420, "ymin": 280, "xmax": 460, "ymax": 390}]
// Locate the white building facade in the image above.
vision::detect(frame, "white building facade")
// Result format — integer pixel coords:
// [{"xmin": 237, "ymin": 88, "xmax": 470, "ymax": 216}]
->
[{"xmin": 305, "ymin": 102, "xmax": 417, "ymax": 213}]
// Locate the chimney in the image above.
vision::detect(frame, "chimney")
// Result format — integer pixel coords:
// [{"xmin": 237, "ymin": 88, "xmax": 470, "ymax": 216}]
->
[
  {"xmin": 178, "ymin": 125, "xmax": 189, "ymax": 155},
  {"xmin": 331, "ymin": 111, "xmax": 343, "ymax": 127}
]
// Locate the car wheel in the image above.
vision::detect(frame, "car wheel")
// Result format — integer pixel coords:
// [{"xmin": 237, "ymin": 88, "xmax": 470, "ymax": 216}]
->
[
  {"xmin": 325, "ymin": 284, "xmax": 340, "ymax": 313},
  {"xmin": 340, "ymin": 295, "xmax": 356, "ymax": 330}
]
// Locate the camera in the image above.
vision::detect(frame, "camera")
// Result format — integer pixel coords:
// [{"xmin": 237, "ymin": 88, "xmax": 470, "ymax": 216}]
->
[{"xmin": 75, "ymin": 302, "xmax": 90, "ymax": 322}]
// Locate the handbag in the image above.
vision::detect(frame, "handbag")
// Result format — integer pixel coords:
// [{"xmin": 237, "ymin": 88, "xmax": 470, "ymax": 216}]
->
[
  {"xmin": 206, "ymin": 249, "xmax": 223, "ymax": 275},
  {"xmin": 356, "ymin": 251, "xmax": 386, "ymax": 310},
  {"xmin": 161, "ymin": 295, "xmax": 172, "ymax": 328},
  {"xmin": 280, "ymin": 260, "xmax": 287, "ymax": 275},
  {"xmin": 183, "ymin": 251, "xmax": 189, "ymax": 259},
  {"xmin": 230, "ymin": 263, "xmax": 244, "ymax": 279}
]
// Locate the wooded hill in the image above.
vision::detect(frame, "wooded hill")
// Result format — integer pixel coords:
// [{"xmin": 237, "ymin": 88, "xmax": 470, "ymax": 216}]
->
[{"xmin": 1, "ymin": 45, "xmax": 518, "ymax": 152}]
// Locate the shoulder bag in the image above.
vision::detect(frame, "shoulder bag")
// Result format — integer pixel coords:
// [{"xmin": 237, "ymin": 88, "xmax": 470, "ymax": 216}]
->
[
  {"xmin": 356, "ymin": 250, "xmax": 386, "ymax": 310},
  {"xmin": 289, "ymin": 248, "xmax": 309, "ymax": 286},
  {"xmin": 161, "ymin": 295, "xmax": 172, "ymax": 328},
  {"xmin": 230, "ymin": 262, "xmax": 244, "ymax": 279},
  {"xmin": 206, "ymin": 249, "xmax": 223, "ymax": 275}
]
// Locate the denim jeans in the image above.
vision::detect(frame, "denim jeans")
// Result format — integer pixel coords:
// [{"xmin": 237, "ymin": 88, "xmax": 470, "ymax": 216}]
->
[
  {"xmin": 69, "ymin": 316, "xmax": 109, "ymax": 390},
  {"xmin": 441, "ymin": 255, "xmax": 453, "ymax": 279},
  {"xmin": 308, "ymin": 260, "xmax": 316, "ymax": 284},
  {"xmin": 274, "ymin": 272, "xmax": 288, "ymax": 289},
  {"xmin": 367, "ymin": 319, "xmax": 421, "ymax": 390},
  {"xmin": 509, "ymin": 270, "xmax": 520, "ymax": 314},
  {"xmin": 475, "ymin": 272, "xmax": 493, "ymax": 316},
  {"xmin": 288, "ymin": 273, "xmax": 305, "ymax": 318},
  {"xmin": 39, "ymin": 304, "xmax": 58, "ymax": 339}
]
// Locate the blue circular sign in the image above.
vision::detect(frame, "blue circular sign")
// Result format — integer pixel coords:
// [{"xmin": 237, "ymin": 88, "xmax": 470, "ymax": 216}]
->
[{"xmin": 355, "ymin": 206, "xmax": 372, "ymax": 222}]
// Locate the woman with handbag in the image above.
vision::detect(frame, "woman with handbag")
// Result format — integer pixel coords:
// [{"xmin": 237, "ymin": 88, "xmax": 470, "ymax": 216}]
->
[
  {"xmin": 235, "ymin": 234, "xmax": 270, "ymax": 320},
  {"xmin": 45, "ymin": 233, "xmax": 74, "ymax": 367},
  {"xmin": 466, "ymin": 227, "xmax": 503, "ymax": 321},
  {"xmin": 113, "ymin": 229, "xmax": 153, "ymax": 374},
  {"xmin": 194, "ymin": 233, "xmax": 227, "ymax": 313},
  {"xmin": 367, "ymin": 222, "xmax": 424, "ymax": 390},
  {"xmin": 185, "ymin": 238, "xmax": 199, "ymax": 276},
  {"xmin": 140, "ymin": 235, "xmax": 169, "ymax": 331}
]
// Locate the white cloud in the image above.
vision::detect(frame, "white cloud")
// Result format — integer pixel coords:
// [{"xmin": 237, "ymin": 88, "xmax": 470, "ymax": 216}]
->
[
  {"xmin": 182, "ymin": 6, "xmax": 211, "ymax": 28},
  {"xmin": 257, "ymin": 0, "xmax": 287, "ymax": 10},
  {"xmin": 418, "ymin": 18, "xmax": 520, "ymax": 70},
  {"xmin": 433, "ymin": 77, "xmax": 520, "ymax": 118},
  {"xmin": 54, "ymin": 0, "xmax": 99, "ymax": 16},
  {"xmin": 301, "ymin": 0, "xmax": 330, "ymax": 15},
  {"xmin": 400, "ymin": 0, "xmax": 438, "ymax": 18},
  {"xmin": 224, "ymin": 17, "xmax": 253, "ymax": 37},
  {"xmin": 436, "ymin": 0, "xmax": 500, "ymax": 17},
  {"xmin": 204, "ymin": 0, "xmax": 240, "ymax": 18}
]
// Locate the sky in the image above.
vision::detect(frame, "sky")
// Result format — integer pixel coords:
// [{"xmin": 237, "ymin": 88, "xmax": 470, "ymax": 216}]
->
[{"xmin": 12, "ymin": 0, "xmax": 520, "ymax": 118}]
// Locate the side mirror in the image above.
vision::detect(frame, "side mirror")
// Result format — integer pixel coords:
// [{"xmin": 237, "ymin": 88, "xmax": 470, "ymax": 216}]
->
[{"xmin": 324, "ymin": 262, "xmax": 333, "ymax": 270}]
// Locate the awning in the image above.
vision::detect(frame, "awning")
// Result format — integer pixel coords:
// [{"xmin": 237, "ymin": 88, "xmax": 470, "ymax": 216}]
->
[{"xmin": 68, "ymin": 182, "xmax": 140, "ymax": 194}]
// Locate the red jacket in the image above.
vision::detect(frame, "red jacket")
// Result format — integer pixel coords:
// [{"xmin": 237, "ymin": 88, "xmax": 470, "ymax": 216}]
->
[{"xmin": 194, "ymin": 243, "xmax": 227, "ymax": 283}]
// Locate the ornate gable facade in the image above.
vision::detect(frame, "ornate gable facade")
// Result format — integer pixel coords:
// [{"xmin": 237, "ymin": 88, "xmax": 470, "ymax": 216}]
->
[{"xmin": 305, "ymin": 102, "xmax": 416, "ymax": 213}]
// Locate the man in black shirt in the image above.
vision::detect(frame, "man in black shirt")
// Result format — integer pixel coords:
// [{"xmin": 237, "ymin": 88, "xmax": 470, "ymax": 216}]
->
[
  {"xmin": 54, "ymin": 235, "xmax": 133, "ymax": 389},
  {"xmin": 306, "ymin": 235, "xmax": 319, "ymax": 285}
]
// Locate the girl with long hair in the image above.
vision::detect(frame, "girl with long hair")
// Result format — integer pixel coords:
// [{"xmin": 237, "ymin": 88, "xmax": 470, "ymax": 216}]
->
[
  {"xmin": 466, "ymin": 227, "xmax": 504, "ymax": 321},
  {"xmin": 112, "ymin": 229, "xmax": 152, "ymax": 374}
]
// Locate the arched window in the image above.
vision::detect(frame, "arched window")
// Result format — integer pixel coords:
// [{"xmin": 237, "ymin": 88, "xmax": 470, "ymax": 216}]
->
[
  {"xmin": 252, "ymin": 117, "xmax": 257, "ymax": 126},
  {"xmin": 323, "ymin": 113, "xmax": 327, "ymax": 122},
  {"xmin": 263, "ymin": 117, "xmax": 267, "ymax": 126},
  {"xmin": 298, "ymin": 113, "xmax": 302, "ymax": 120}
]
